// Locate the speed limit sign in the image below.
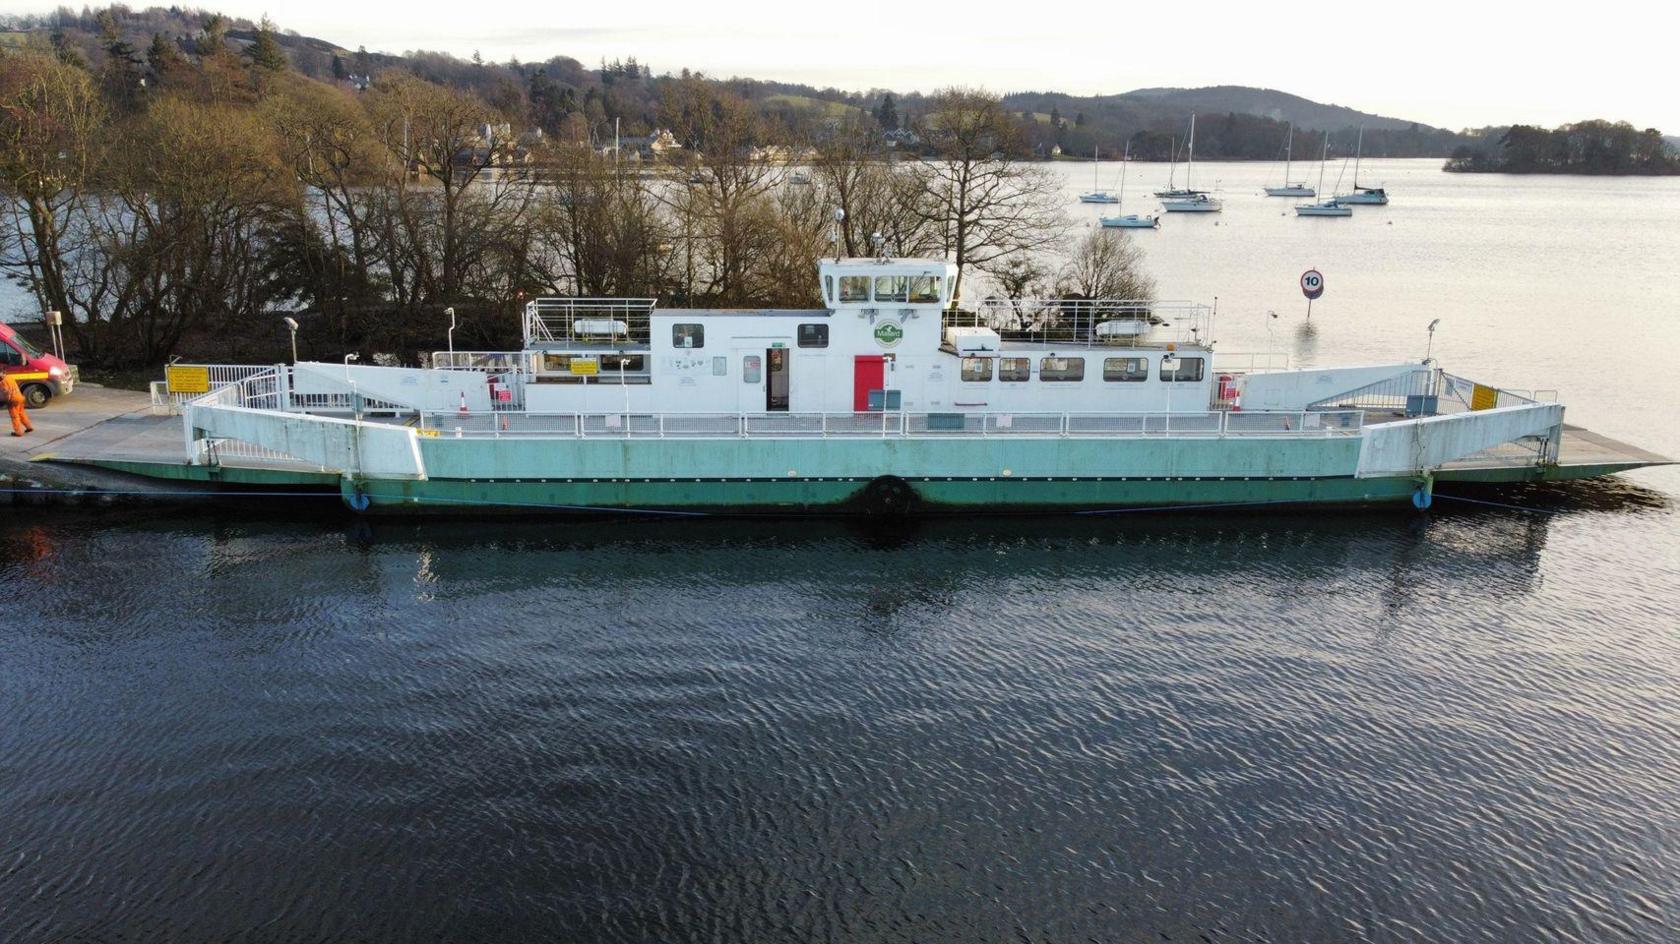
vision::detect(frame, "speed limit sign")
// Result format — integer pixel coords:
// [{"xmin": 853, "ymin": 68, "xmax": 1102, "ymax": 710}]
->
[{"xmin": 1300, "ymin": 269, "xmax": 1325, "ymax": 300}]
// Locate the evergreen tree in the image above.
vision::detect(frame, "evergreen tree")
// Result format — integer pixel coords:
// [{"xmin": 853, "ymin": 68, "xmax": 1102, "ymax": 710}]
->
[
  {"xmin": 248, "ymin": 17, "xmax": 288, "ymax": 72},
  {"xmin": 874, "ymin": 93, "xmax": 898, "ymax": 129}
]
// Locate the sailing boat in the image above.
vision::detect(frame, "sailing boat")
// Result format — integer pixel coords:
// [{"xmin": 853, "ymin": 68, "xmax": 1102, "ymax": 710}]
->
[
  {"xmin": 1336, "ymin": 126, "xmax": 1389, "ymax": 205},
  {"xmin": 1100, "ymin": 141, "xmax": 1160, "ymax": 229},
  {"xmin": 1154, "ymin": 133, "xmax": 1192, "ymax": 198},
  {"xmin": 1078, "ymin": 144, "xmax": 1119, "ymax": 203},
  {"xmin": 1296, "ymin": 132, "xmax": 1351, "ymax": 216},
  {"xmin": 1264, "ymin": 122, "xmax": 1315, "ymax": 197},
  {"xmin": 1160, "ymin": 114, "xmax": 1222, "ymax": 212}
]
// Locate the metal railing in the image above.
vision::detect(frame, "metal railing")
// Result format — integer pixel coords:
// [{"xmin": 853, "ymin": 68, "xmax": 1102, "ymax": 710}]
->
[
  {"xmin": 151, "ymin": 364, "xmax": 280, "ymax": 415},
  {"xmin": 414, "ymin": 409, "xmax": 1364, "ymax": 440},
  {"xmin": 1308, "ymin": 369, "xmax": 1546, "ymax": 418},
  {"xmin": 523, "ymin": 297, "xmax": 657, "ymax": 347},
  {"xmin": 945, "ymin": 298, "xmax": 1213, "ymax": 347},
  {"xmin": 1212, "ymin": 352, "xmax": 1291, "ymax": 372},
  {"xmin": 430, "ymin": 350, "xmax": 528, "ymax": 372}
]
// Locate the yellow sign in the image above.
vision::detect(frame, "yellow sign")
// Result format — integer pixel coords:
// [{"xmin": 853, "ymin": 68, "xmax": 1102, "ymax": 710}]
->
[
  {"xmin": 166, "ymin": 364, "xmax": 210, "ymax": 394},
  {"xmin": 1470, "ymin": 384, "xmax": 1498, "ymax": 411},
  {"xmin": 569, "ymin": 358, "xmax": 599, "ymax": 376}
]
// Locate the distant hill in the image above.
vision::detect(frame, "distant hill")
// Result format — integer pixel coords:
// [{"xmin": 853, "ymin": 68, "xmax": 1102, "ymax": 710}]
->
[
  {"xmin": 1116, "ymin": 86, "xmax": 1427, "ymax": 132},
  {"xmin": 0, "ymin": 6, "xmax": 1472, "ymax": 158}
]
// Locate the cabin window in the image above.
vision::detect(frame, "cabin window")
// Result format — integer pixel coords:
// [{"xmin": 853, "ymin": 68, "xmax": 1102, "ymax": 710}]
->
[
  {"xmin": 1103, "ymin": 356, "xmax": 1148, "ymax": 382},
  {"xmin": 908, "ymin": 276, "xmax": 940, "ymax": 303},
  {"xmin": 601, "ymin": 355, "xmax": 646, "ymax": 373},
  {"xmin": 839, "ymin": 275, "xmax": 870, "ymax": 302},
  {"xmin": 672, "ymin": 323, "xmax": 704, "ymax": 349},
  {"xmin": 743, "ymin": 354, "xmax": 761, "ymax": 384},
  {"xmin": 797, "ymin": 323, "xmax": 829, "ymax": 348},
  {"xmin": 823, "ymin": 275, "xmax": 834, "ymax": 304},
  {"xmin": 874, "ymin": 275, "xmax": 909, "ymax": 303},
  {"xmin": 999, "ymin": 357, "xmax": 1031, "ymax": 382},
  {"xmin": 1161, "ymin": 356, "xmax": 1205, "ymax": 383},
  {"xmin": 960, "ymin": 357, "xmax": 992, "ymax": 382},
  {"xmin": 1040, "ymin": 356, "xmax": 1085, "ymax": 382}
]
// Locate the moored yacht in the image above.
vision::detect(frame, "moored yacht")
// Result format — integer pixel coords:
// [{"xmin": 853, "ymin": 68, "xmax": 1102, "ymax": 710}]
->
[
  {"xmin": 1159, "ymin": 114, "xmax": 1222, "ymax": 213},
  {"xmin": 1078, "ymin": 145, "xmax": 1120, "ymax": 203},
  {"xmin": 1264, "ymin": 122, "xmax": 1316, "ymax": 197},
  {"xmin": 1100, "ymin": 141, "xmax": 1160, "ymax": 228},
  {"xmin": 1296, "ymin": 133, "xmax": 1351, "ymax": 217},
  {"xmin": 1335, "ymin": 126, "xmax": 1390, "ymax": 205}
]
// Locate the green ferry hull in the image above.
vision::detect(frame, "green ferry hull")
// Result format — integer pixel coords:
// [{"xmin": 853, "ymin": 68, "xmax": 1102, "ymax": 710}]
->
[{"xmin": 344, "ymin": 434, "xmax": 1430, "ymax": 514}]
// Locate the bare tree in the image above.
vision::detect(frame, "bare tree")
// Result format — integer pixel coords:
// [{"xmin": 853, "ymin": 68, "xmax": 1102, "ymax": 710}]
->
[
  {"xmin": 0, "ymin": 52, "xmax": 105, "ymax": 343},
  {"xmin": 913, "ymin": 88, "xmax": 1065, "ymax": 306},
  {"xmin": 809, "ymin": 118, "xmax": 939, "ymax": 259},
  {"xmin": 660, "ymin": 78, "xmax": 780, "ymax": 305},
  {"xmin": 1055, "ymin": 228, "xmax": 1155, "ymax": 300},
  {"xmin": 534, "ymin": 142, "xmax": 673, "ymax": 297}
]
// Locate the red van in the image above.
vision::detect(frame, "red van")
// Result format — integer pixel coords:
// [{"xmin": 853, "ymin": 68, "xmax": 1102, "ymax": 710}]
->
[{"xmin": 0, "ymin": 322, "xmax": 74, "ymax": 407}]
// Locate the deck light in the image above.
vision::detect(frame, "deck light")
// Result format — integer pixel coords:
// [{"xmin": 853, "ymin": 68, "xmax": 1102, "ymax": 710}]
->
[
  {"xmin": 446, "ymin": 307, "xmax": 456, "ymax": 357},
  {"xmin": 283, "ymin": 317, "xmax": 299, "ymax": 364}
]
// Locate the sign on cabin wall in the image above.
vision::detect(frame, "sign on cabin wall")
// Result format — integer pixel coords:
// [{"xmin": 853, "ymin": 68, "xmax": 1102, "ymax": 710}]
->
[
  {"xmin": 569, "ymin": 359, "xmax": 599, "ymax": 376},
  {"xmin": 873, "ymin": 320, "xmax": 904, "ymax": 348},
  {"xmin": 166, "ymin": 365, "xmax": 210, "ymax": 394}
]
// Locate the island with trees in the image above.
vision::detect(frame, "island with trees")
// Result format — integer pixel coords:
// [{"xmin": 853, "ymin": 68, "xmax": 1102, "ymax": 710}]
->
[{"xmin": 1444, "ymin": 120, "xmax": 1680, "ymax": 175}]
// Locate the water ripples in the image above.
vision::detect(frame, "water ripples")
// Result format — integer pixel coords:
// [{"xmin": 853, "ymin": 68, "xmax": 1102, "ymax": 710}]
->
[{"xmin": 3, "ymin": 500, "xmax": 1680, "ymax": 942}]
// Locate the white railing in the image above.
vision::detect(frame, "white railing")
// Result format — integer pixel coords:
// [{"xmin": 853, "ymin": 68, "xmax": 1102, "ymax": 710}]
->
[
  {"xmin": 1212, "ymin": 352, "xmax": 1291, "ymax": 372},
  {"xmin": 523, "ymin": 297, "xmax": 657, "ymax": 347},
  {"xmin": 947, "ymin": 298, "xmax": 1213, "ymax": 347},
  {"xmin": 414, "ymin": 409, "xmax": 1364, "ymax": 440},
  {"xmin": 430, "ymin": 350, "xmax": 527, "ymax": 372}
]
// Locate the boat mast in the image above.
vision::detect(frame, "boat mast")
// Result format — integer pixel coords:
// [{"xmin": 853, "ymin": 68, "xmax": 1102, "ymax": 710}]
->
[
  {"xmin": 1353, "ymin": 126, "xmax": 1364, "ymax": 190},
  {"xmin": 1186, "ymin": 113, "xmax": 1196, "ymax": 191},
  {"xmin": 1317, "ymin": 131, "xmax": 1329, "ymax": 197},
  {"xmin": 1119, "ymin": 140, "xmax": 1129, "ymax": 211},
  {"xmin": 1284, "ymin": 122, "xmax": 1293, "ymax": 184},
  {"xmin": 1094, "ymin": 143, "xmax": 1100, "ymax": 192}
]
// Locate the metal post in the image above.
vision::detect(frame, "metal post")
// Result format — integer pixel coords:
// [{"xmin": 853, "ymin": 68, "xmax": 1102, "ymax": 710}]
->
[{"xmin": 446, "ymin": 307, "xmax": 456, "ymax": 357}]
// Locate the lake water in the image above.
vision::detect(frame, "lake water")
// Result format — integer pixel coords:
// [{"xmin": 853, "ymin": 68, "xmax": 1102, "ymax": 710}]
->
[{"xmin": 5, "ymin": 161, "xmax": 1680, "ymax": 941}]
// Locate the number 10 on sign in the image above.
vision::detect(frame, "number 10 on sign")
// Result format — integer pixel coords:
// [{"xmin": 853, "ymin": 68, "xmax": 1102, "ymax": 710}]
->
[{"xmin": 1300, "ymin": 269, "xmax": 1325, "ymax": 319}]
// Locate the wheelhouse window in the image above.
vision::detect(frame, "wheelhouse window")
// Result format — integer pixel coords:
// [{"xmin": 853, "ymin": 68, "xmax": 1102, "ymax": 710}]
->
[
  {"xmin": 960, "ymin": 357, "xmax": 992, "ymax": 382},
  {"xmin": 1161, "ymin": 356, "xmax": 1205, "ymax": 382},
  {"xmin": 908, "ymin": 276, "xmax": 940, "ymax": 303},
  {"xmin": 874, "ymin": 275, "xmax": 909, "ymax": 303},
  {"xmin": 1040, "ymin": 356, "xmax": 1085, "ymax": 382},
  {"xmin": 999, "ymin": 357, "xmax": 1031, "ymax": 382},
  {"xmin": 839, "ymin": 275, "xmax": 870, "ymax": 302},
  {"xmin": 823, "ymin": 275, "xmax": 834, "ymax": 305},
  {"xmin": 672, "ymin": 323, "xmax": 704, "ymax": 349},
  {"xmin": 1103, "ymin": 356, "xmax": 1148, "ymax": 382},
  {"xmin": 797, "ymin": 323, "xmax": 829, "ymax": 348},
  {"xmin": 742, "ymin": 355, "xmax": 761, "ymax": 384}
]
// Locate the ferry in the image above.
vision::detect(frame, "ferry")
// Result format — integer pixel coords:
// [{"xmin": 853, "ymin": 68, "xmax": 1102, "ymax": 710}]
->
[{"xmin": 147, "ymin": 254, "xmax": 1667, "ymax": 516}]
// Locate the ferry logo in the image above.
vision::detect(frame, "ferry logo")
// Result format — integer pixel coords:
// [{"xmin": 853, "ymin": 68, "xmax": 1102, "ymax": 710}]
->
[{"xmin": 873, "ymin": 320, "xmax": 904, "ymax": 348}]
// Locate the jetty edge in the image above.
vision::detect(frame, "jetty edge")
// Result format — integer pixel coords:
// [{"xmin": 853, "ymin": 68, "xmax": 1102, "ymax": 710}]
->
[{"xmin": 30, "ymin": 255, "xmax": 1673, "ymax": 516}]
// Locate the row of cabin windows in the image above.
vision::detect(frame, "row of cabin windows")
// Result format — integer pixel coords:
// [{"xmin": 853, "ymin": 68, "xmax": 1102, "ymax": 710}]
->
[
  {"xmin": 959, "ymin": 355, "xmax": 1205, "ymax": 383},
  {"xmin": 825, "ymin": 274, "xmax": 947, "ymax": 305},
  {"xmin": 672, "ymin": 324, "xmax": 829, "ymax": 349}
]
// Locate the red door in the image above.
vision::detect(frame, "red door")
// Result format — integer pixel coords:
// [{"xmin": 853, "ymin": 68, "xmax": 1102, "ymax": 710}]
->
[{"xmin": 853, "ymin": 355, "xmax": 885, "ymax": 412}]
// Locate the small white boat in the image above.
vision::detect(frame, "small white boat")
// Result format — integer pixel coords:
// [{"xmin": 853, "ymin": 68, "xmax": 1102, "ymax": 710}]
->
[
  {"xmin": 1295, "ymin": 133, "xmax": 1350, "ymax": 217},
  {"xmin": 1264, "ymin": 122, "xmax": 1315, "ymax": 197},
  {"xmin": 1296, "ymin": 200, "xmax": 1352, "ymax": 217},
  {"xmin": 1078, "ymin": 144, "xmax": 1120, "ymax": 203},
  {"xmin": 1162, "ymin": 193, "xmax": 1222, "ymax": 213},
  {"xmin": 787, "ymin": 171, "xmax": 811, "ymax": 186},
  {"xmin": 1335, "ymin": 127, "xmax": 1390, "ymax": 205},
  {"xmin": 1099, "ymin": 142, "xmax": 1159, "ymax": 228},
  {"xmin": 1159, "ymin": 114, "xmax": 1220, "ymax": 213}
]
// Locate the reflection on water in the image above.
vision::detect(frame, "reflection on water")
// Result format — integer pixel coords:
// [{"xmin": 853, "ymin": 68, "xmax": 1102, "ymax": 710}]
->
[{"xmin": 4, "ymin": 492, "xmax": 1680, "ymax": 941}]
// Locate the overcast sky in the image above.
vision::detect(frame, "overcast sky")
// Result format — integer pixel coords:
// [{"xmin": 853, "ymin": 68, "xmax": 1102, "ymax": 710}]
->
[{"xmin": 16, "ymin": 0, "xmax": 1672, "ymax": 131}]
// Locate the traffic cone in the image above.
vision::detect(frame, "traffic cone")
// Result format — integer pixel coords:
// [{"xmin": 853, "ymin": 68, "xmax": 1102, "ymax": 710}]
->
[{"xmin": 457, "ymin": 391, "xmax": 469, "ymax": 416}]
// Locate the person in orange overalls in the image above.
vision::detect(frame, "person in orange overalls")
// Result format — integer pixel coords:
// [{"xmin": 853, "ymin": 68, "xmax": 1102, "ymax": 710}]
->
[{"xmin": 2, "ymin": 372, "xmax": 34, "ymax": 436}]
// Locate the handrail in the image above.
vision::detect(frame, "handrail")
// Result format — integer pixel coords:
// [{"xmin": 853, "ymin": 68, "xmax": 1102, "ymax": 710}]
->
[{"xmin": 412, "ymin": 409, "xmax": 1364, "ymax": 440}]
